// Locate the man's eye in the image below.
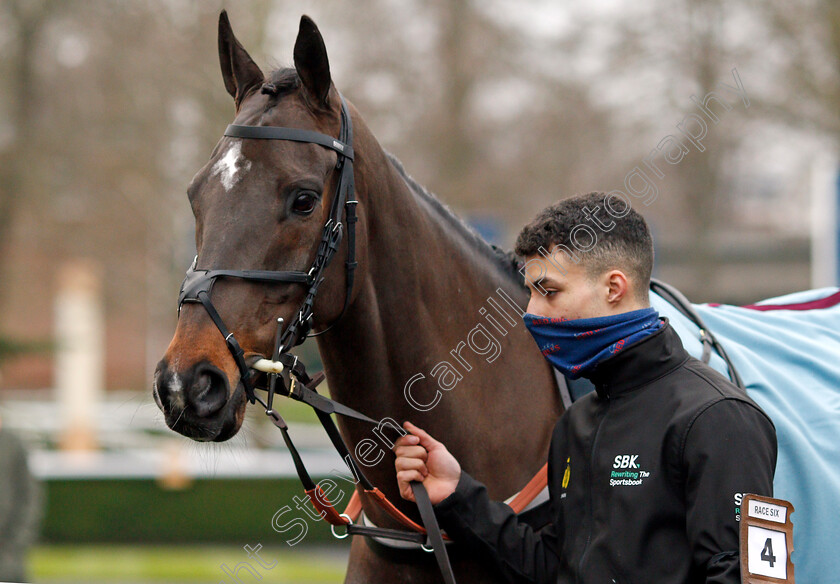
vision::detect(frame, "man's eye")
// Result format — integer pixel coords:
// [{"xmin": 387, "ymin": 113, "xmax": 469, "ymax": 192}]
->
[
  {"xmin": 292, "ymin": 192, "xmax": 318, "ymax": 215},
  {"xmin": 544, "ymin": 290, "xmax": 557, "ymax": 298}
]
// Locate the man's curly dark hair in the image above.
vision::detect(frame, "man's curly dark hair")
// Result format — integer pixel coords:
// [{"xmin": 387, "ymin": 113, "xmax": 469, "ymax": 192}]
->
[{"xmin": 514, "ymin": 192, "xmax": 654, "ymax": 302}]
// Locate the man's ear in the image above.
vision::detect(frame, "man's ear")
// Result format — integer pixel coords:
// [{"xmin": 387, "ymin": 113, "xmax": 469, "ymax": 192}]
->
[
  {"xmin": 293, "ymin": 15, "xmax": 332, "ymax": 107},
  {"xmin": 218, "ymin": 10, "xmax": 264, "ymax": 110},
  {"xmin": 605, "ymin": 270, "xmax": 630, "ymax": 305}
]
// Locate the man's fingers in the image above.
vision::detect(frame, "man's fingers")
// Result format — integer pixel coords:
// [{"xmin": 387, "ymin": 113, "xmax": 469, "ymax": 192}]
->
[
  {"xmin": 402, "ymin": 421, "xmax": 442, "ymax": 451},
  {"xmin": 399, "ymin": 483, "xmax": 416, "ymax": 502},
  {"xmin": 393, "ymin": 444, "xmax": 428, "ymax": 461},
  {"xmin": 395, "ymin": 456, "xmax": 428, "ymax": 476},
  {"xmin": 397, "ymin": 469, "xmax": 424, "ymax": 488},
  {"xmin": 393, "ymin": 433, "xmax": 420, "ymax": 450}
]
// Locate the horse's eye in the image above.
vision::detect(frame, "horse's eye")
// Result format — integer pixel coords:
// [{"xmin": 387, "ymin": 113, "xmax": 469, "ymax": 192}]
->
[{"xmin": 292, "ymin": 192, "xmax": 317, "ymax": 215}]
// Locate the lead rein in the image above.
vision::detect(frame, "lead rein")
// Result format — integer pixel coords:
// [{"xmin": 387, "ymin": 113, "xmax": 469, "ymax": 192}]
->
[{"xmin": 253, "ymin": 315, "xmax": 456, "ymax": 556}]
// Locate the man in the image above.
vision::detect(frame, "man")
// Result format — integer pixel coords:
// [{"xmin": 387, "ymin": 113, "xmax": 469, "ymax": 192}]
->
[
  {"xmin": 0, "ymin": 411, "xmax": 42, "ymax": 583},
  {"xmin": 393, "ymin": 192, "xmax": 777, "ymax": 584}
]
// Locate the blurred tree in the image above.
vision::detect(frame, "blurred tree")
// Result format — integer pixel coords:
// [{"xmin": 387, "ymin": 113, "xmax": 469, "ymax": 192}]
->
[
  {"xmin": 306, "ymin": 0, "xmax": 623, "ymax": 237},
  {"xmin": 577, "ymin": 0, "xmax": 761, "ymax": 300},
  {"xmin": 662, "ymin": 0, "xmax": 735, "ymax": 300},
  {"xmin": 0, "ymin": 0, "xmax": 66, "ymax": 304},
  {"xmin": 0, "ymin": 0, "xmax": 623, "ymax": 388},
  {"xmin": 749, "ymin": 0, "xmax": 840, "ymax": 135},
  {"xmin": 0, "ymin": 1, "xmax": 272, "ymax": 388}
]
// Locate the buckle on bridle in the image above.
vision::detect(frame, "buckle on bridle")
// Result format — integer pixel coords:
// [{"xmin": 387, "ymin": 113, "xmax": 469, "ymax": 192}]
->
[
  {"xmin": 421, "ymin": 541, "xmax": 435, "ymax": 553},
  {"xmin": 330, "ymin": 514, "xmax": 352, "ymax": 539}
]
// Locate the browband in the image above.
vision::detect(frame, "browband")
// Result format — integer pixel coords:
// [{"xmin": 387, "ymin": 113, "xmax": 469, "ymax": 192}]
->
[{"xmin": 224, "ymin": 124, "xmax": 354, "ymax": 160}]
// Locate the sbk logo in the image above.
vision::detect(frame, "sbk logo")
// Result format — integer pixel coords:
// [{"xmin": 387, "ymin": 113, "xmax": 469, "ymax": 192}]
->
[{"xmin": 613, "ymin": 455, "xmax": 639, "ymax": 469}]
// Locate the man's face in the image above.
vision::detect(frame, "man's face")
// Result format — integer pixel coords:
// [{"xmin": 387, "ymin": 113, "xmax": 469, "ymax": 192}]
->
[{"xmin": 523, "ymin": 255, "xmax": 611, "ymax": 320}]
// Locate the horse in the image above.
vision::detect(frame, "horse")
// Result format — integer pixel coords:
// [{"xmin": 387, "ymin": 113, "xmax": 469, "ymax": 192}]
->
[
  {"xmin": 154, "ymin": 11, "xmax": 840, "ymax": 584},
  {"xmin": 154, "ymin": 11, "xmax": 563, "ymax": 583}
]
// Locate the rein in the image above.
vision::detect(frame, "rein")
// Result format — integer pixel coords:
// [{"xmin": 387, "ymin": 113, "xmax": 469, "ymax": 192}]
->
[{"xmin": 177, "ymin": 91, "xmax": 458, "ymax": 583}]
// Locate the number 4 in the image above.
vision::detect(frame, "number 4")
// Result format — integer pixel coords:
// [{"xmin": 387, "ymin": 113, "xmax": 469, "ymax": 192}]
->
[{"xmin": 760, "ymin": 538, "xmax": 776, "ymax": 567}]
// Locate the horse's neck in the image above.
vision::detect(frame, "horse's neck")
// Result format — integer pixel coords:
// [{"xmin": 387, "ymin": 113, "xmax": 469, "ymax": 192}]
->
[{"xmin": 315, "ymin": 135, "xmax": 562, "ymax": 512}]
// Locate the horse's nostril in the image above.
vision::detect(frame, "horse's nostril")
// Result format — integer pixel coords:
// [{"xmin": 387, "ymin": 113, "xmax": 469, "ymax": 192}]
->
[
  {"xmin": 196, "ymin": 373, "xmax": 212, "ymax": 396},
  {"xmin": 153, "ymin": 361, "xmax": 168, "ymax": 411},
  {"xmin": 191, "ymin": 366, "xmax": 229, "ymax": 417},
  {"xmin": 152, "ymin": 379, "xmax": 164, "ymax": 410}
]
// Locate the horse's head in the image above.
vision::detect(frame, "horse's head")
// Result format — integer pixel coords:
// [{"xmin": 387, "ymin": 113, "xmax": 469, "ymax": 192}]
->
[{"xmin": 154, "ymin": 12, "xmax": 364, "ymax": 442}]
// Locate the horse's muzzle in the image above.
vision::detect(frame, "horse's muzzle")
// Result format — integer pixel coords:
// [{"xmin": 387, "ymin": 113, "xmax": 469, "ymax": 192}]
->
[{"xmin": 153, "ymin": 359, "xmax": 242, "ymax": 441}]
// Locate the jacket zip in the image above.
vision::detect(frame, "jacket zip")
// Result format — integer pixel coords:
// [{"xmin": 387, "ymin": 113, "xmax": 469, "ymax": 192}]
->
[{"xmin": 577, "ymin": 394, "xmax": 610, "ymax": 583}]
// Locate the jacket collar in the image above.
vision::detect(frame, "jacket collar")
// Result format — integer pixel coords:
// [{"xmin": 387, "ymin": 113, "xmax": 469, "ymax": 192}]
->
[{"xmin": 585, "ymin": 318, "xmax": 690, "ymax": 399}]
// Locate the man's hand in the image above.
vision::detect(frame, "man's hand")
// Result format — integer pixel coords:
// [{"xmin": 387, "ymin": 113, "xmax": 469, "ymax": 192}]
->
[{"xmin": 393, "ymin": 421, "xmax": 461, "ymax": 504}]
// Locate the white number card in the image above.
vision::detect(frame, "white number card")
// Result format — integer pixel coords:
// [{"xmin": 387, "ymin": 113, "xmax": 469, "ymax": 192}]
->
[
  {"xmin": 747, "ymin": 525, "xmax": 787, "ymax": 579},
  {"xmin": 740, "ymin": 494, "xmax": 795, "ymax": 583}
]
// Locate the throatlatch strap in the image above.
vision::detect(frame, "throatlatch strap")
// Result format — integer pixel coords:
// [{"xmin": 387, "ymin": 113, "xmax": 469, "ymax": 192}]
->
[{"xmin": 412, "ymin": 482, "xmax": 457, "ymax": 584}]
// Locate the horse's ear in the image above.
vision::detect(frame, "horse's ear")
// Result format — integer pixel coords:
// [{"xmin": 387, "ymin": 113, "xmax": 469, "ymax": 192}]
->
[
  {"xmin": 218, "ymin": 10, "xmax": 264, "ymax": 109},
  {"xmin": 293, "ymin": 15, "xmax": 332, "ymax": 107}
]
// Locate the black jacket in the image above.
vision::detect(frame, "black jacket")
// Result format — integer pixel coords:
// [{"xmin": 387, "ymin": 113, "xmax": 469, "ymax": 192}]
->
[{"xmin": 433, "ymin": 321, "xmax": 777, "ymax": 584}]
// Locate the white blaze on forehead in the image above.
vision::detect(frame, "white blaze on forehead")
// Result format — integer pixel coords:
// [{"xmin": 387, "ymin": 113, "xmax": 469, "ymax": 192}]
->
[{"xmin": 210, "ymin": 141, "xmax": 252, "ymax": 192}]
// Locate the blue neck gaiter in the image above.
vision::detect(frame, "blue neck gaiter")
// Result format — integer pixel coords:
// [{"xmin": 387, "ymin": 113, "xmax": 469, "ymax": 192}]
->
[{"xmin": 523, "ymin": 307, "xmax": 663, "ymax": 379}]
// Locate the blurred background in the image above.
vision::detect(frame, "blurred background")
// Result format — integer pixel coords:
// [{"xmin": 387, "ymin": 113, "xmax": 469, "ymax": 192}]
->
[{"xmin": 0, "ymin": 0, "xmax": 838, "ymax": 582}]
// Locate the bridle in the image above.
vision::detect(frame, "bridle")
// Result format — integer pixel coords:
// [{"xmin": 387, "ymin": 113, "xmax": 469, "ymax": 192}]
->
[
  {"xmin": 178, "ymin": 91, "xmax": 358, "ymax": 406},
  {"xmin": 175, "ymin": 90, "xmax": 458, "ymax": 584}
]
